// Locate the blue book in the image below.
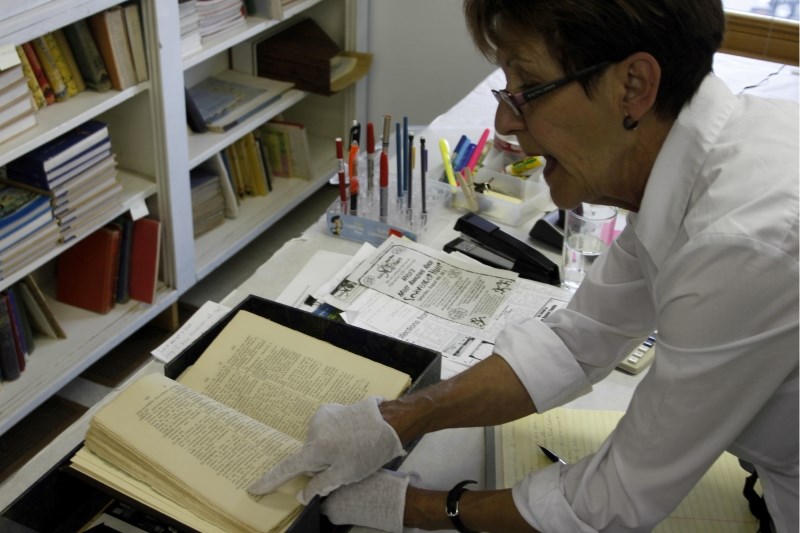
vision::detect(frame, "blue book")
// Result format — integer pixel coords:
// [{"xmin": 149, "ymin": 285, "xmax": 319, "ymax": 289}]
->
[
  {"xmin": 7, "ymin": 120, "xmax": 109, "ymax": 179},
  {"xmin": 7, "ymin": 140, "xmax": 113, "ymax": 190},
  {"xmin": 0, "ymin": 185, "xmax": 51, "ymax": 234}
]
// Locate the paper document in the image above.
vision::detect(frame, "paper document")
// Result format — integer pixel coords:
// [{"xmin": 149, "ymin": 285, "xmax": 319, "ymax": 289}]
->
[
  {"xmin": 151, "ymin": 301, "xmax": 231, "ymax": 363},
  {"xmin": 494, "ymin": 409, "xmax": 757, "ymax": 532}
]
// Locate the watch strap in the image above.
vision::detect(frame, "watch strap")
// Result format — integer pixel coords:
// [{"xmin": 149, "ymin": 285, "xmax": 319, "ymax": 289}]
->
[{"xmin": 445, "ymin": 479, "xmax": 478, "ymax": 533}]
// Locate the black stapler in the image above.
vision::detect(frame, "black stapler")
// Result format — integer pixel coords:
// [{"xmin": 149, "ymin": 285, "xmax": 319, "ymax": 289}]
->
[{"xmin": 449, "ymin": 213, "xmax": 561, "ymax": 286}]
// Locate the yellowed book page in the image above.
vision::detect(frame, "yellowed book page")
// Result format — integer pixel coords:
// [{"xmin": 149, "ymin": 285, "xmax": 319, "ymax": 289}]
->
[
  {"xmin": 86, "ymin": 373, "xmax": 305, "ymax": 533},
  {"xmin": 178, "ymin": 310, "xmax": 412, "ymax": 441},
  {"xmin": 498, "ymin": 409, "xmax": 757, "ymax": 532}
]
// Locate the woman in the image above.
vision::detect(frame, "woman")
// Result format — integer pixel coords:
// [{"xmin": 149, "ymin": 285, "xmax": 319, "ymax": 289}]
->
[{"xmin": 248, "ymin": 1, "xmax": 799, "ymax": 531}]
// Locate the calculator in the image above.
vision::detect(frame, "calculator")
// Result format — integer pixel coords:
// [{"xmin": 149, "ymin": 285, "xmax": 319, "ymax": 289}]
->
[{"xmin": 616, "ymin": 334, "xmax": 656, "ymax": 374}]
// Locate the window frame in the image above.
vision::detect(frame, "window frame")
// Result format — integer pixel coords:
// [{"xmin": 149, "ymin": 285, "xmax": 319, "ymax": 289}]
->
[{"xmin": 722, "ymin": 10, "xmax": 799, "ymax": 66}]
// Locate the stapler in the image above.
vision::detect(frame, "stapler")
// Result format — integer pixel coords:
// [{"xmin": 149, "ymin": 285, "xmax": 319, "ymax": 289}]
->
[
  {"xmin": 450, "ymin": 213, "xmax": 561, "ymax": 286},
  {"xmin": 529, "ymin": 208, "xmax": 565, "ymax": 249}
]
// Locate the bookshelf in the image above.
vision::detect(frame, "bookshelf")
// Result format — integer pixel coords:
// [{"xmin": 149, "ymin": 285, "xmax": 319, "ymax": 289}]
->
[{"xmin": 0, "ymin": 0, "xmax": 366, "ymax": 508}]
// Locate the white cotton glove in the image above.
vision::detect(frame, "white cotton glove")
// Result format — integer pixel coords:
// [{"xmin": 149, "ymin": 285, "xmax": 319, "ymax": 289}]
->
[
  {"xmin": 321, "ymin": 469, "xmax": 412, "ymax": 533},
  {"xmin": 247, "ymin": 397, "xmax": 405, "ymax": 504}
]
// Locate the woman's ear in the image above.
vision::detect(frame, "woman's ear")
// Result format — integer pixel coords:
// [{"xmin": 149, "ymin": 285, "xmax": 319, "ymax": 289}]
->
[{"xmin": 618, "ymin": 52, "xmax": 661, "ymax": 123}]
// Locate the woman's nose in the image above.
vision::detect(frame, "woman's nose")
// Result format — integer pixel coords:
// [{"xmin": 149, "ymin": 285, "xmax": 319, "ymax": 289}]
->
[{"xmin": 494, "ymin": 101, "xmax": 526, "ymax": 136}]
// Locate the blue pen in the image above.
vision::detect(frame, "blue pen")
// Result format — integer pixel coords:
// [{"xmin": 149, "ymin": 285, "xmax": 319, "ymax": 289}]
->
[
  {"xmin": 403, "ymin": 116, "xmax": 409, "ymax": 195},
  {"xmin": 454, "ymin": 143, "xmax": 477, "ymax": 172},
  {"xmin": 452, "ymin": 135, "xmax": 469, "ymax": 164},
  {"xmin": 396, "ymin": 123, "xmax": 403, "ymax": 198}
]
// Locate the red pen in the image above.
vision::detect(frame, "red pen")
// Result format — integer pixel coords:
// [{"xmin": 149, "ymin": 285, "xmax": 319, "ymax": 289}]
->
[
  {"xmin": 349, "ymin": 141, "xmax": 359, "ymax": 216},
  {"xmin": 366, "ymin": 122, "xmax": 375, "ymax": 192},
  {"xmin": 379, "ymin": 151, "xmax": 389, "ymax": 223},
  {"xmin": 336, "ymin": 137, "xmax": 347, "ymax": 214}
]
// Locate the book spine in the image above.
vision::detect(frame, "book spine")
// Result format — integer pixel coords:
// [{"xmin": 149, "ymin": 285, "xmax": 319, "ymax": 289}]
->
[
  {"xmin": 53, "ymin": 29, "xmax": 87, "ymax": 93},
  {"xmin": 0, "ymin": 292, "xmax": 21, "ymax": 381},
  {"xmin": 115, "ymin": 216, "xmax": 134, "ymax": 303},
  {"xmin": 4, "ymin": 289, "xmax": 27, "ymax": 372},
  {"xmin": 7, "ymin": 285, "xmax": 33, "ymax": 360},
  {"xmin": 31, "ymin": 37, "xmax": 68, "ymax": 102},
  {"xmin": 43, "ymin": 32, "xmax": 79, "ymax": 97},
  {"xmin": 62, "ymin": 20, "xmax": 113, "ymax": 92},
  {"xmin": 21, "ymin": 42, "xmax": 55, "ymax": 105},
  {"xmin": 15, "ymin": 45, "xmax": 47, "ymax": 110}
]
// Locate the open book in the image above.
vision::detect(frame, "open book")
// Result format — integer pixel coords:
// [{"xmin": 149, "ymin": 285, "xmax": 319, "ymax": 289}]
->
[
  {"xmin": 490, "ymin": 408, "xmax": 758, "ymax": 532},
  {"xmin": 70, "ymin": 310, "xmax": 412, "ymax": 533}
]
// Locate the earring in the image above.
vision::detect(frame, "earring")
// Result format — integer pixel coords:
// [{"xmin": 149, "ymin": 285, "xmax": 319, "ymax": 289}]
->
[{"xmin": 623, "ymin": 115, "xmax": 639, "ymax": 131}]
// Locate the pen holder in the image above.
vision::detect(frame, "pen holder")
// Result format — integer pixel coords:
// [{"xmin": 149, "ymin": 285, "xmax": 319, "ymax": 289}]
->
[
  {"xmin": 319, "ymin": 175, "xmax": 450, "ymax": 247},
  {"xmin": 451, "ymin": 167, "xmax": 555, "ymax": 226}
]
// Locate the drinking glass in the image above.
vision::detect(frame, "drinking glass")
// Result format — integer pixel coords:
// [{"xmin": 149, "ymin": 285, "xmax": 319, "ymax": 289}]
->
[{"xmin": 561, "ymin": 203, "xmax": 617, "ymax": 291}]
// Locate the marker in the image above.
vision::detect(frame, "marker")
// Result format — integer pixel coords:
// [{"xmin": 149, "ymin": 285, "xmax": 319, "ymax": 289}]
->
[
  {"xmin": 379, "ymin": 151, "xmax": 389, "ymax": 223},
  {"xmin": 382, "ymin": 114, "xmax": 392, "ymax": 155},
  {"xmin": 420, "ymin": 137, "xmax": 427, "ymax": 215},
  {"xmin": 539, "ymin": 445, "xmax": 567, "ymax": 465},
  {"xmin": 402, "ymin": 116, "xmax": 409, "ymax": 194},
  {"xmin": 439, "ymin": 138, "xmax": 458, "ymax": 187},
  {"xmin": 349, "ymin": 141, "xmax": 359, "ymax": 216},
  {"xmin": 467, "ymin": 128, "xmax": 491, "ymax": 171},
  {"xmin": 349, "ymin": 119, "xmax": 361, "ymax": 146},
  {"xmin": 366, "ymin": 122, "xmax": 375, "ymax": 192},
  {"xmin": 335, "ymin": 138, "xmax": 347, "ymax": 214},
  {"xmin": 454, "ymin": 142, "xmax": 476, "ymax": 172}
]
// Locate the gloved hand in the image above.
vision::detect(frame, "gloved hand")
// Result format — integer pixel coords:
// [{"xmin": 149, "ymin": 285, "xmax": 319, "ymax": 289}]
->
[
  {"xmin": 247, "ymin": 397, "xmax": 405, "ymax": 504},
  {"xmin": 321, "ymin": 469, "xmax": 412, "ymax": 533}
]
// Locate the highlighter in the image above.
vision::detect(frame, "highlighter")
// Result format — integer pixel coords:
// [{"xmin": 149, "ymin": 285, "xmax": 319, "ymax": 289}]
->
[
  {"xmin": 439, "ymin": 138, "xmax": 458, "ymax": 187},
  {"xmin": 335, "ymin": 137, "xmax": 347, "ymax": 214},
  {"xmin": 379, "ymin": 151, "xmax": 389, "ymax": 223}
]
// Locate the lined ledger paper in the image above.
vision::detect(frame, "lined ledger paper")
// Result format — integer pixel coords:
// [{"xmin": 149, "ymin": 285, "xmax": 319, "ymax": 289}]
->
[{"xmin": 493, "ymin": 409, "xmax": 758, "ymax": 532}]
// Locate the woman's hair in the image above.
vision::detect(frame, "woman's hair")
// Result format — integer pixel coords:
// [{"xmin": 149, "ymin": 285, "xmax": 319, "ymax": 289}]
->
[{"xmin": 463, "ymin": 0, "xmax": 725, "ymax": 119}]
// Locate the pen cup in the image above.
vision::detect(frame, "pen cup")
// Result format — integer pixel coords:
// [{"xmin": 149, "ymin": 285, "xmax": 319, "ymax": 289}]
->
[{"xmin": 561, "ymin": 203, "xmax": 617, "ymax": 291}]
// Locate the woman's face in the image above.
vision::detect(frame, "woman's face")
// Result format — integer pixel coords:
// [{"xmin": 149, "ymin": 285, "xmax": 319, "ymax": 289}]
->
[{"xmin": 494, "ymin": 37, "xmax": 637, "ymax": 210}]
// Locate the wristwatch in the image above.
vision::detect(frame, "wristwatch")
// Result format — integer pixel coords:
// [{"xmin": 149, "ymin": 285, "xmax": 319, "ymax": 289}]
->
[{"xmin": 446, "ymin": 479, "xmax": 479, "ymax": 533}]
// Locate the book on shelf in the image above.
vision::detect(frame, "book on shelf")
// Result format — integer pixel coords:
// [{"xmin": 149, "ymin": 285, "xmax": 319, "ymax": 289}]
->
[
  {"xmin": 5, "ymin": 286, "xmax": 31, "ymax": 372},
  {"xmin": 222, "ymin": 143, "xmax": 244, "ymax": 197},
  {"xmin": 260, "ymin": 120, "xmax": 312, "ymax": 180},
  {"xmin": 245, "ymin": 0, "xmax": 284, "ymax": 20},
  {"xmin": 88, "ymin": 6, "xmax": 139, "ymax": 91},
  {"xmin": 30, "ymin": 36, "xmax": 68, "ymax": 102},
  {"xmin": 0, "ymin": 184, "xmax": 52, "ymax": 243},
  {"xmin": 56, "ymin": 226, "xmax": 121, "ymax": 314},
  {"xmin": 491, "ymin": 408, "xmax": 759, "ymax": 531},
  {"xmin": 178, "ymin": 0, "xmax": 203, "ymax": 58},
  {"xmin": 8, "ymin": 285, "xmax": 35, "ymax": 359},
  {"xmin": 201, "ymin": 152, "xmax": 238, "ymax": 218},
  {"xmin": 241, "ymin": 132, "xmax": 270, "ymax": 195},
  {"xmin": 5, "ymin": 120, "xmax": 111, "ymax": 189},
  {"xmin": 122, "ymin": 3, "xmax": 149, "ymax": 83},
  {"xmin": 18, "ymin": 275, "xmax": 66, "ymax": 339},
  {"xmin": 0, "ymin": 221, "xmax": 59, "ymax": 282},
  {"xmin": 69, "ymin": 308, "xmax": 413, "ymax": 533},
  {"xmin": 186, "ymin": 70, "xmax": 293, "ymax": 133},
  {"xmin": 196, "ymin": 0, "xmax": 247, "ymax": 42},
  {"xmin": 53, "ymin": 29, "xmax": 87, "ymax": 94},
  {"xmin": 114, "ymin": 215, "xmax": 134, "ymax": 304},
  {"xmin": 62, "ymin": 19, "xmax": 113, "ymax": 92},
  {"xmin": 15, "ymin": 46, "xmax": 48, "ymax": 110},
  {"xmin": 0, "ymin": 61, "xmax": 37, "ymax": 145},
  {"xmin": 54, "ymin": 178, "xmax": 123, "ymax": 235},
  {"xmin": 42, "ymin": 32, "xmax": 81, "ymax": 98},
  {"xmin": 184, "ymin": 87, "xmax": 208, "ymax": 133},
  {"xmin": 0, "ymin": 292, "xmax": 22, "ymax": 381},
  {"xmin": 128, "ymin": 217, "xmax": 161, "ymax": 304},
  {"xmin": 251, "ymin": 131, "xmax": 273, "ymax": 192},
  {"xmin": 20, "ymin": 42, "xmax": 55, "ymax": 105},
  {"xmin": 189, "ymin": 167, "xmax": 226, "ymax": 237}
]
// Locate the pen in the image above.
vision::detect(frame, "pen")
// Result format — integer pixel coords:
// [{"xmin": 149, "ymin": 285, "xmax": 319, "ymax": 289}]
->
[
  {"xmin": 335, "ymin": 137, "xmax": 347, "ymax": 214},
  {"xmin": 408, "ymin": 133, "xmax": 415, "ymax": 210},
  {"xmin": 379, "ymin": 151, "xmax": 389, "ymax": 223},
  {"xmin": 455, "ymin": 142, "xmax": 476, "ymax": 172},
  {"xmin": 349, "ymin": 119, "xmax": 361, "ymax": 146},
  {"xmin": 467, "ymin": 128, "xmax": 491, "ymax": 171},
  {"xmin": 403, "ymin": 116, "xmax": 409, "ymax": 195},
  {"xmin": 367, "ymin": 122, "xmax": 375, "ymax": 192},
  {"xmin": 539, "ymin": 445, "xmax": 567, "ymax": 465},
  {"xmin": 349, "ymin": 141, "xmax": 359, "ymax": 216},
  {"xmin": 382, "ymin": 114, "xmax": 392, "ymax": 155},
  {"xmin": 439, "ymin": 138, "xmax": 458, "ymax": 187},
  {"xmin": 420, "ymin": 137, "xmax": 427, "ymax": 215},
  {"xmin": 396, "ymin": 123, "xmax": 403, "ymax": 198}
]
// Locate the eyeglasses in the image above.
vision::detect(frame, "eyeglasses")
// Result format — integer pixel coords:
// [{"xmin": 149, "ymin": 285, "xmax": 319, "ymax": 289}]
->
[{"xmin": 492, "ymin": 61, "xmax": 612, "ymax": 117}]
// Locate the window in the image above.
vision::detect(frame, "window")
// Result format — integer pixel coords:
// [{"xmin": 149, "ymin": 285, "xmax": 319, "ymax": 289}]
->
[{"xmin": 722, "ymin": 1, "xmax": 799, "ymax": 65}]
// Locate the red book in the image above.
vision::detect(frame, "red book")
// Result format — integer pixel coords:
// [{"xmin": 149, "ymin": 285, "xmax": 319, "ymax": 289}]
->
[
  {"xmin": 21, "ymin": 41, "xmax": 55, "ymax": 105},
  {"xmin": 129, "ymin": 218, "xmax": 161, "ymax": 304},
  {"xmin": 56, "ymin": 226, "xmax": 121, "ymax": 314}
]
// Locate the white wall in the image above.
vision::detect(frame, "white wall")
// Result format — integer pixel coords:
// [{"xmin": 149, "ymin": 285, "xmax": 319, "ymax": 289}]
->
[{"xmin": 364, "ymin": 0, "xmax": 498, "ymax": 128}]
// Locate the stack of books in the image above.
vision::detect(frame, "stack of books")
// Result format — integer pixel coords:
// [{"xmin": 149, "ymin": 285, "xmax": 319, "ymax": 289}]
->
[
  {"xmin": 3, "ymin": 119, "xmax": 122, "ymax": 244},
  {"xmin": 179, "ymin": 0, "xmax": 203, "ymax": 58},
  {"xmin": 196, "ymin": 0, "xmax": 247, "ymax": 42},
  {"xmin": 189, "ymin": 166, "xmax": 226, "ymax": 237},
  {"xmin": 222, "ymin": 132, "xmax": 271, "ymax": 198},
  {"xmin": 0, "ymin": 184, "xmax": 59, "ymax": 281},
  {"xmin": 0, "ymin": 61, "xmax": 37, "ymax": 146}
]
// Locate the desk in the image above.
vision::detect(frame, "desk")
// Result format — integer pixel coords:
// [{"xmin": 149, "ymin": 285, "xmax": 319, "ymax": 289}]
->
[{"xmin": 218, "ymin": 52, "xmax": 798, "ymax": 533}]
